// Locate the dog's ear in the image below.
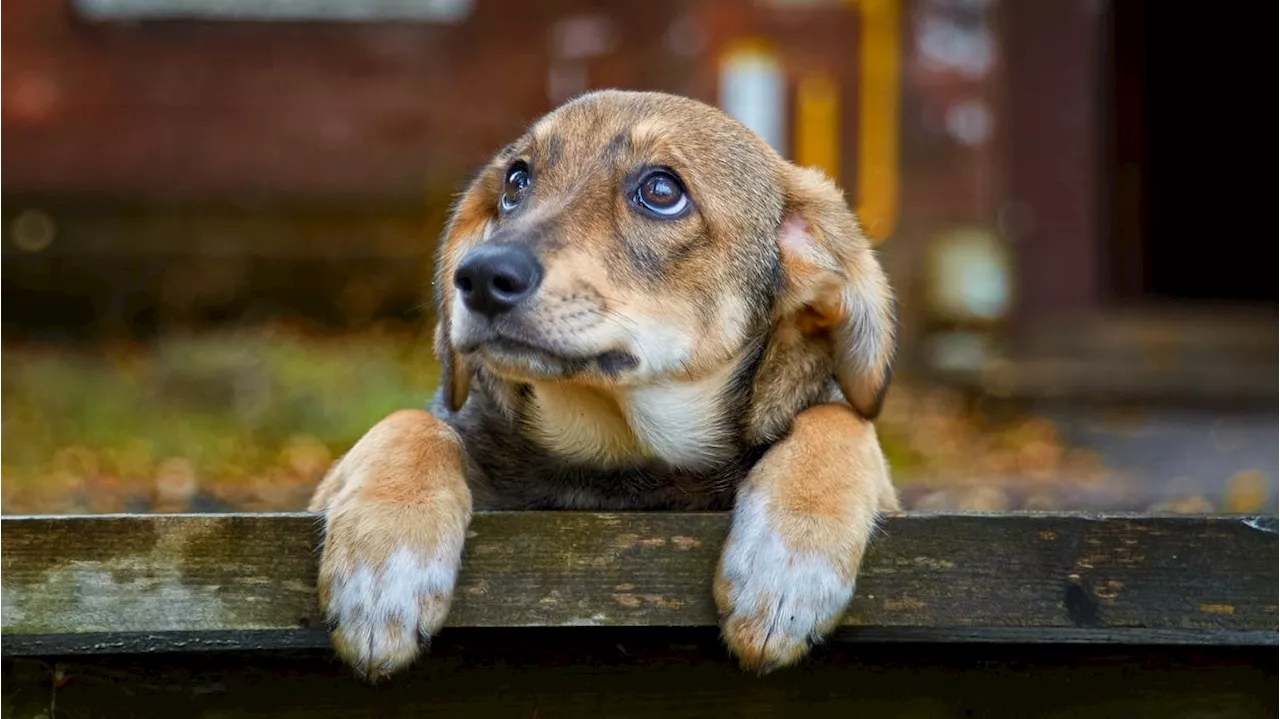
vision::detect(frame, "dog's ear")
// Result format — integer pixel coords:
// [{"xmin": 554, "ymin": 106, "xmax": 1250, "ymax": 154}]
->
[
  {"xmin": 433, "ymin": 173, "xmax": 497, "ymax": 412},
  {"xmin": 775, "ymin": 166, "xmax": 896, "ymax": 419}
]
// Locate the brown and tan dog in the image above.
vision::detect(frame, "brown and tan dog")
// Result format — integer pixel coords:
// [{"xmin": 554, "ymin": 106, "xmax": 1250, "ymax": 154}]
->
[{"xmin": 310, "ymin": 89, "xmax": 899, "ymax": 681}]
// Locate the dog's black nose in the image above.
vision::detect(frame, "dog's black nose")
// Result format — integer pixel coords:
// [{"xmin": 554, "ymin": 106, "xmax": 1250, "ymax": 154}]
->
[{"xmin": 453, "ymin": 244, "xmax": 543, "ymax": 317}]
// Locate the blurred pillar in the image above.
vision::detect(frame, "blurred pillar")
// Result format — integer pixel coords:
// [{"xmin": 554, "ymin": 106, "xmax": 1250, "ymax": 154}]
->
[
  {"xmin": 853, "ymin": 0, "xmax": 901, "ymax": 246},
  {"xmin": 1001, "ymin": 0, "xmax": 1107, "ymax": 329},
  {"xmin": 795, "ymin": 71, "xmax": 842, "ymax": 183}
]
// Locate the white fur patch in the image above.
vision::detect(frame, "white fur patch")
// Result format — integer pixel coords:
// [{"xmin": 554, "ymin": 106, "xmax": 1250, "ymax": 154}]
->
[
  {"xmin": 718, "ymin": 490, "xmax": 855, "ymax": 660},
  {"xmin": 529, "ymin": 383, "xmax": 642, "ymax": 466},
  {"xmin": 326, "ymin": 544, "xmax": 461, "ymax": 665},
  {"xmin": 625, "ymin": 362, "xmax": 737, "ymax": 469},
  {"xmin": 841, "ymin": 286, "xmax": 889, "ymax": 372},
  {"xmin": 627, "ymin": 318, "xmax": 695, "ymax": 376}
]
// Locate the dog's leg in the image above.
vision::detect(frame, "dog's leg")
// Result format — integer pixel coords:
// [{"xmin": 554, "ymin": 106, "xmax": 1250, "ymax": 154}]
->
[
  {"xmin": 310, "ymin": 409, "xmax": 473, "ymax": 682},
  {"xmin": 715, "ymin": 402, "xmax": 898, "ymax": 673}
]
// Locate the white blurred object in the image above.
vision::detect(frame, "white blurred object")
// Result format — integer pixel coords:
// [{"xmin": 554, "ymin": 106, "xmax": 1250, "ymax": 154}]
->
[
  {"xmin": 550, "ymin": 15, "xmax": 614, "ymax": 60},
  {"xmin": 926, "ymin": 227, "xmax": 1011, "ymax": 322},
  {"xmin": 944, "ymin": 100, "xmax": 993, "ymax": 146},
  {"xmin": 74, "ymin": 0, "xmax": 474, "ymax": 21},
  {"xmin": 718, "ymin": 46, "xmax": 786, "ymax": 153},
  {"xmin": 916, "ymin": 1, "xmax": 995, "ymax": 80}
]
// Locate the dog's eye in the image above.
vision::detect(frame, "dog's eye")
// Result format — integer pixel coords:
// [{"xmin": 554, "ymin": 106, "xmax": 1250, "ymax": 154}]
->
[
  {"xmin": 501, "ymin": 162, "xmax": 531, "ymax": 212},
  {"xmin": 635, "ymin": 171, "xmax": 689, "ymax": 218}
]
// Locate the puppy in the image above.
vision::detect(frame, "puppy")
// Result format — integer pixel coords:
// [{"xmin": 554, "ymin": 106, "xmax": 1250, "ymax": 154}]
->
[{"xmin": 310, "ymin": 90, "xmax": 899, "ymax": 681}]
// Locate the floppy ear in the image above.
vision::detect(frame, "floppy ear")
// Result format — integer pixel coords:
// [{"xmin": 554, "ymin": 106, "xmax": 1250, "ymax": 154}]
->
[
  {"xmin": 433, "ymin": 172, "xmax": 498, "ymax": 412},
  {"xmin": 775, "ymin": 166, "xmax": 896, "ymax": 419}
]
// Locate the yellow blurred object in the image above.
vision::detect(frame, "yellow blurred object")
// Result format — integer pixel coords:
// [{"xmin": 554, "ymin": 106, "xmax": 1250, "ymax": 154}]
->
[
  {"xmin": 1224, "ymin": 470, "xmax": 1268, "ymax": 512},
  {"xmin": 852, "ymin": 0, "xmax": 900, "ymax": 245},
  {"xmin": 154, "ymin": 457, "xmax": 199, "ymax": 511},
  {"xmin": 957, "ymin": 485, "xmax": 1011, "ymax": 512},
  {"xmin": 1150, "ymin": 495, "xmax": 1216, "ymax": 514},
  {"xmin": 281, "ymin": 434, "xmax": 334, "ymax": 479},
  {"xmin": 795, "ymin": 72, "xmax": 842, "ymax": 182}
]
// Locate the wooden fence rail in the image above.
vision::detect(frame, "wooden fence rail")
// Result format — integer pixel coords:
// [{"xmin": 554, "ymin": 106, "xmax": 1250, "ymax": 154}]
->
[{"xmin": 2, "ymin": 512, "xmax": 1277, "ymax": 717}]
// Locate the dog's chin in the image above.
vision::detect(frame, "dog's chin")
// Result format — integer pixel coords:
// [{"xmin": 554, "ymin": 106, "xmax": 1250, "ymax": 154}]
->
[{"xmin": 465, "ymin": 337, "xmax": 640, "ymax": 383}]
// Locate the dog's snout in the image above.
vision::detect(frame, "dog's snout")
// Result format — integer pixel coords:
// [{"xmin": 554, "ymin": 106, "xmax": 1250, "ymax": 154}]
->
[{"xmin": 454, "ymin": 244, "xmax": 543, "ymax": 317}]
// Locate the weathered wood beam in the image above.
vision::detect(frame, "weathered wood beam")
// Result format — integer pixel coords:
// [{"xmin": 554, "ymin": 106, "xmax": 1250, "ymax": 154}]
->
[{"xmin": 2, "ymin": 512, "xmax": 1276, "ymax": 656}]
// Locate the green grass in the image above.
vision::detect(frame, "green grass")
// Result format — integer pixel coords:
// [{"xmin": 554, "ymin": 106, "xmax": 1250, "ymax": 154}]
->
[
  {"xmin": 2, "ymin": 326, "xmax": 440, "ymax": 511},
  {"xmin": 8, "ymin": 326, "xmax": 1220, "ymax": 515}
]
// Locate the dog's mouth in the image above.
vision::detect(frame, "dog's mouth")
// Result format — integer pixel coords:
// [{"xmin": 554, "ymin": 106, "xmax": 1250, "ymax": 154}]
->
[{"xmin": 459, "ymin": 333, "xmax": 639, "ymax": 380}]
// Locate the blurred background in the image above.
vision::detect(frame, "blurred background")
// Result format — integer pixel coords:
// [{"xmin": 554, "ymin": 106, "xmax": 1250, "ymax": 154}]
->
[{"xmin": 2, "ymin": 0, "xmax": 1275, "ymax": 515}]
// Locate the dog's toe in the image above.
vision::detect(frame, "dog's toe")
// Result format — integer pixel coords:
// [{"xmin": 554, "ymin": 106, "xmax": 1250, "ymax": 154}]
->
[
  {"xmin": 716, "ymin": 561, "xmax": 854, "ymax": 673},
  {"xmin": 714, "ymin": 493, "xmax": 858, "ymax": 672},
  {"xmin": 320, "ymin": 539, "xmax": 463, "ymax": 682}
]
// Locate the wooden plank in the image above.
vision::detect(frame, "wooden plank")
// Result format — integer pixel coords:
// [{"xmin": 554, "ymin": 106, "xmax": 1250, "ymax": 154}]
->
[
  {"xmin": 2, "ymin": 513, "xmax": 1276, "ymax": 656},
  {"xmin": 3, "ymin": 642, "xmax": 1276, "ymax": 718}
]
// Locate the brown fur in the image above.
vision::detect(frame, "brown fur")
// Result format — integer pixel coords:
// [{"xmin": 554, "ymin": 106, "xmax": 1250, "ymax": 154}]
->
[{"xmin": 313, "ymin": 90, "xmax": 898, "ymax": 680}]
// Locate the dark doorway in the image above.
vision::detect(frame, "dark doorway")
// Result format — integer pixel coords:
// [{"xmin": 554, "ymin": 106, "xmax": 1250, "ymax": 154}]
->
[{"xmin": 1105, "ymin": 0, "xmax": 1275, "ymax": 305}]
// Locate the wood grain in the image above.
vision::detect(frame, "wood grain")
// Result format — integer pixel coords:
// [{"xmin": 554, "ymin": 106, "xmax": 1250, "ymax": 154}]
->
[{"xmin": 2, "ymin": 512, "xmax": 1276, "ymax": 655}]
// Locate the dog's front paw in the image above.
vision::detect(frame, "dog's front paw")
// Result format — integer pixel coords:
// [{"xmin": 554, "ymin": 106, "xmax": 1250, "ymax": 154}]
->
[
  {"xmin": 310, "ymin": 410, "xmax": 473, "ymax": 682},
  {"xmin": 714, "ymin": 491, "xmax": 862, "ymax": 674},
  {"xmin": 318, "ymin": 503, "xmax": 467, "ymax": 682}
]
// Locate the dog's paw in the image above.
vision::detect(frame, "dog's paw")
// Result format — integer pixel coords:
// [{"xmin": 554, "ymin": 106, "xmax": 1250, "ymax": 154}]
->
[
  {"xmin": 714, "ymin": 491, "xmax": 859, "ymax": 674},
  {"xmin": 318, "ymin": 503, "xmax": 468, "ymax": 682},
  {"xmin": 310, "ymin": 410, "xmax": 473, "ymax": 682}
]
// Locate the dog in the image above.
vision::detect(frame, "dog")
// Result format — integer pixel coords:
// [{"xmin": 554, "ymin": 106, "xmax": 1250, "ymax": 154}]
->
[{"xmin": 309, "ymin": 89, "xmax": 899, "ymax": 681}]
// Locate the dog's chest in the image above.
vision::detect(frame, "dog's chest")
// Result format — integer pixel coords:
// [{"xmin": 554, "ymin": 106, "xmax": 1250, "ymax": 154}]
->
[
  {"xmin": 438, "ymin": 378, "xmax": 761, "ymax": 510},
  {"xmin": 475, "ymin": 438, "xmax": 760, "ymax": 511},
  {"xmin": 526, "ymin": 377, "xmax": 737, "ymax": 471}
]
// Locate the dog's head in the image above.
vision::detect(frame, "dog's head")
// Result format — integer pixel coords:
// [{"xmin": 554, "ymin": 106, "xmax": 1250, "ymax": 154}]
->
[{"xmin": 434, "ymin": 90, "xmax": 894, "ymax": 461}]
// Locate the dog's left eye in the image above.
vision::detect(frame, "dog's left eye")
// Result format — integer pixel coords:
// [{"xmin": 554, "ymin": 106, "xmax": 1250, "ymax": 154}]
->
[
  {"xmin": 635, "ymin": 171, "xmax": 689, "ymax": 218},
  {"xmin": 501, "ymin": 162, "xmax": 531, "ymax": 212}
]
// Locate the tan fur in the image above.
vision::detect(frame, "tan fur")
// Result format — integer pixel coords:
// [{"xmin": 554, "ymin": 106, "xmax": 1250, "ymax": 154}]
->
[
  {"xmin": 526, "ymin": 382, "xmax": 643, "ymax": 464},
  {"xmin": 524, "ymin": 350, "xmax": 744, "ymax": 469},
  {"xmin": 774, "ymin": 167, "xmax": 896, "ymax": 419},
  {"xmin": 314, "ymin": 90, "xmax": 899, "ymax": 679},
  {"xmin": 715, "ymin": 403, "xmax": 898, "ymax": 672},
  {"xmin": 436, "ymin": 94, "xmax": 893, "ymax": 448},
  {"xmin": 312, "ymin": 410, "xmax": 472, "ymax": 681}
]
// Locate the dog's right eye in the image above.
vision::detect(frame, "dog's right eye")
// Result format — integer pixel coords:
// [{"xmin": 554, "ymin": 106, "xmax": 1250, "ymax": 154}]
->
[{"xmin": 501, "ymin": 163, "xmax": 531, "ymax": 212}]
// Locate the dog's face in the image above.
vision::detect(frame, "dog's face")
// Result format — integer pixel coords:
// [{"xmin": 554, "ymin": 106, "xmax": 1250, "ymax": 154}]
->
[
  {"xmin": 441, "ymin": 92, "xmax": 783, "ymax": 387},
  {"xmin": 435, "ymin": 91, "xmax": 894, "ymax": 463}
]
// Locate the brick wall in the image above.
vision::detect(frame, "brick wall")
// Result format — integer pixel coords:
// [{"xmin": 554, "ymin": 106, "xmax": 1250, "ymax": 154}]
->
[{"xmin": 1, "ymin": 0, "xmax": 690, "ymax": 201}]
